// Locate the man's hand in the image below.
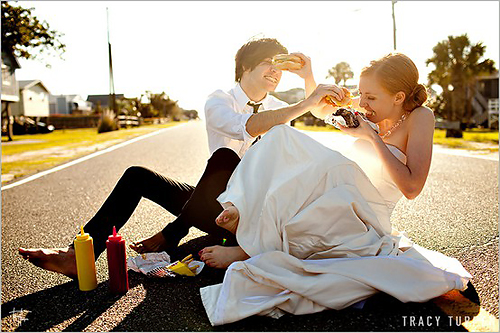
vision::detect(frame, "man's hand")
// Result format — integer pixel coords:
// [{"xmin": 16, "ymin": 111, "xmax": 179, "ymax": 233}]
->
[
  {"xmin": 304, "ymin": 84, "xmax": 345, "ymax": 111},
  {"xmin": 288, "ymin": 52, "xmax": 313, "ymax": 80}
]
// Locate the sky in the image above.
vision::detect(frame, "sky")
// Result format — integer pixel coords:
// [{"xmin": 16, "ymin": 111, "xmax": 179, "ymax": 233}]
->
[{"xmin": 14, "ymin": 1, "xmax": 500, "ymax": 116}]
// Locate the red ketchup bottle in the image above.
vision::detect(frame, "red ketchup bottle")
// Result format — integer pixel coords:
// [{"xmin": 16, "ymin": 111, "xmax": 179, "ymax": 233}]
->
[{"xmin": 106, "ymin": 226, "xmax": 129, "ymax": 294}]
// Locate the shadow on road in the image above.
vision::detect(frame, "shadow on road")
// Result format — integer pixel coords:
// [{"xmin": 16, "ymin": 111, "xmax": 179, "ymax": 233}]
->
[
  {"xmin": 2, "ymin": 280, "xmax": 120, "ymax": 331},
  {"xmin": 2, "ymin": 235, "xmax": 480, "ymax": 331}
]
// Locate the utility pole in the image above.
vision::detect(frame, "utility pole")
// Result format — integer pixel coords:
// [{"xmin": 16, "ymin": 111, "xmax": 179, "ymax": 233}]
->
[
  {"xmin": 392, "ymin": 0, "xmax": 397, "ymax": 51},
  {"xmin": 107, "ymin": 7, "xmax": 117, "ymax": 114}
]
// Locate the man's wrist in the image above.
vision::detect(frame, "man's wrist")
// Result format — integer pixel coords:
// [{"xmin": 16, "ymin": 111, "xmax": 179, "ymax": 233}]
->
[{"xmin": 297, "ymin": 98, "xmax": 313, "ymax": 112}]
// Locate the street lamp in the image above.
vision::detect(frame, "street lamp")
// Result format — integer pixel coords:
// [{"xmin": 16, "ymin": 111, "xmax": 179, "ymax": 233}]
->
[{"xmin": 392, "ymin": 0, "xmax": 397, "ymax": 50}]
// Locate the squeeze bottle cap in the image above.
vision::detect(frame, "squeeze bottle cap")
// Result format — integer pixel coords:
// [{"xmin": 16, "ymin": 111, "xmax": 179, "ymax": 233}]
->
[
  {"xmin": 76, "ymin": 225, "xmax": 90, "ymax": 241},
  {"xmin": 107, "ymin": 226, "xmax": 122, "ymax": 242}
]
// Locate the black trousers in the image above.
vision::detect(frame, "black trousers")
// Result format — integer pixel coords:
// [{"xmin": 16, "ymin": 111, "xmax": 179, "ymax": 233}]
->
[{"xmin": 79, "ymin": 148, "xmax": 241, "ymax": 259}]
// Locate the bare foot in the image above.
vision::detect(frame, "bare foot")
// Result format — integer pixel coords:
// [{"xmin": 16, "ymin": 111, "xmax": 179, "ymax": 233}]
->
[
  {"xmin": 130, "ymin": 231, "xmax": 168, "ymax": 254},
  {"xmin": 199, "ymin": 245, "xmax": 249, "ymax": 269},
  {"xmin": 215, "ymin": 204, "xmax": 240, "ymax": 234},
  {"xmin": 18, "ymin": 247, "xmax": 77, "ymax": 279}
]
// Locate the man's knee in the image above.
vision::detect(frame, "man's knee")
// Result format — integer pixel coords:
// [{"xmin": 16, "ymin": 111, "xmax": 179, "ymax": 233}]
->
[
  {"xmin": 122, "ymin": 166, "xmax": 151, "ymax": 183},
  {"xmin": 209, "ymin": 148, "xmax": 240, "ymax": 168}
]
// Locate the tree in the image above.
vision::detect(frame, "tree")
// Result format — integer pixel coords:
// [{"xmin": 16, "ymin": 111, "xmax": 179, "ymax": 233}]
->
[
  {"xmin": 1, "ymin": 1, "xmax": 66, "ymax": 140},
  {"xmin": 1, "ymin": 2, "xmax": 66, "ymax": 63},
  {"xmin": 426, "ymin": 34, "xmax": 496, "ymax": 137},
  {"xmin": 146, "ymin": 91, "xmax": 179, "ymax": 119},
  {"xmin": 326, "ymin": 62, "xmax": 354, "ymax": 86}
]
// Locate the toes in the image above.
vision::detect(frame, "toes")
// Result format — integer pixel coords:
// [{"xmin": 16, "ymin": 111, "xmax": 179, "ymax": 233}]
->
[{"xmin": 130, "ymin": 242, "xmax": 144, "ymax": 253}]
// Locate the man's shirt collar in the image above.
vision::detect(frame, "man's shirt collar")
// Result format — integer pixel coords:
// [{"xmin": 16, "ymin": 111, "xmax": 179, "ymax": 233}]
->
[{"xmin": 233, "ymin": 83, "xmax": 271, "ymax": 111}]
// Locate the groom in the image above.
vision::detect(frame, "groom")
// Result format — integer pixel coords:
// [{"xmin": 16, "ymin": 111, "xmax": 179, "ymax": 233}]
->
[
  {"xmin": 19, "ymin": 37, "xmax": 336, "ymax": 275},
  {"xmin": 132, "ymin": 37, "xmax": 321, "ymax": 267}
]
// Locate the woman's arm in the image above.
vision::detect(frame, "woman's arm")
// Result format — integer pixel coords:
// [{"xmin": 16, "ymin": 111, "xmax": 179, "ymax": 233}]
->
[
  {"xmin": 339, "ymin": 106, "xmax": 435, "ymax": 199},
  {"xmin": 371, "ymin": 107, "xmax": 435, "ymax": 199}
]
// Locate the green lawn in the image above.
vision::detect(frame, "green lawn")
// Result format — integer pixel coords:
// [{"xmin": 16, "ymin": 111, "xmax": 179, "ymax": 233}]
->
[
  {"xmin": 2, "ymin": 122, "xmax": 185, "ymax": 156},
  {"xmin": 2, "ymin": 122, "xmax": 185, "ymax": 183},
  {"xmin": 295, "ymin": 122, "xmax": 498, "ymax": 150}
]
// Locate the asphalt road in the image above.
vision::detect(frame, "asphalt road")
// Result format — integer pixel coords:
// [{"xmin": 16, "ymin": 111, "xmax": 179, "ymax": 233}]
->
[{"xmin": 2, "ymin": 121, "xmax": 498, "ymax": 331}]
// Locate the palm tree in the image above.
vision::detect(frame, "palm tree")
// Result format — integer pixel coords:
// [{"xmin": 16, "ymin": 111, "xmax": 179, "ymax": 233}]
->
[
  {"xmin": 326, "ymin": 62, "xmax": 354, "ymax": 86},
  {"xmin": 426, "ymin": 34, "xmax": 496, "ymax": 137}
]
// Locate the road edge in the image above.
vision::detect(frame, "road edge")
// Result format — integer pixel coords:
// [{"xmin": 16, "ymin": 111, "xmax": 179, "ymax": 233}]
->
[{"xmin": 1, "ymin": 123, "xmax": 190, "ymax": 191}]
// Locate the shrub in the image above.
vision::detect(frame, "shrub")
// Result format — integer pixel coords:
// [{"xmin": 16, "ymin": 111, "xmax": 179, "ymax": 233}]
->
[{"xmin": 97, "ymin": 110, "xmax": 118, "ymax": 133}]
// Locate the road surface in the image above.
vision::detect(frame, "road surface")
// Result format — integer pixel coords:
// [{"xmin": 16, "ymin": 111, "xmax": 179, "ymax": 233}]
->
[{"xmin": 2, "ymin": 121, "xmax": 498, "ymax": 331}]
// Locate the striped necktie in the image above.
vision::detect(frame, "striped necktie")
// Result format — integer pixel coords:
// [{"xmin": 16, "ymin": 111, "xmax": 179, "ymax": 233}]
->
[{"xmin": 247, "ymin": 101, "xmax": 262, "ymax": 144}]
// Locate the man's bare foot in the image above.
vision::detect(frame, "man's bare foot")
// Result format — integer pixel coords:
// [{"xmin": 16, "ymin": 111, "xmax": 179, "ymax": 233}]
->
[
  {"xmin": 199, "ymin": 245, "xmax": 249, "ymax": 269},
  {"xmin": 18, "ymin": 247, "xmax": 77, "ymax": 279},
  {"xmin": 215, "ymin": 203, "xmax": 240, "ymax": 234},
  {"xmin": 130, "ymin": 231, "xmax": 168, "ymax": 254}
]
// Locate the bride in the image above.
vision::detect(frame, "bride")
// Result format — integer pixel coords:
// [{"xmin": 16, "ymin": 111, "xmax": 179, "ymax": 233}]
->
[{"xmin": 199, "ymin": 53, "xmax": 472, "ymax": 326}]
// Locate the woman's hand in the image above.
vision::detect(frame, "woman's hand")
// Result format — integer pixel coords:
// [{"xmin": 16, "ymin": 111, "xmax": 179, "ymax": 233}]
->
[
  {"xmin": 337, "ymin": 113, "xmax": 379, "ymax": 142},
  {"xmin": 288, "ymin": 52, "xmax": 313, "ymax": 80}
]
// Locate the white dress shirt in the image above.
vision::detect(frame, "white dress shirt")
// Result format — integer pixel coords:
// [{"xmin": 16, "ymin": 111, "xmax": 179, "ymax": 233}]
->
[{"xmin": 204, "ymin": 83, "xmax": 289, "ymax": 158}]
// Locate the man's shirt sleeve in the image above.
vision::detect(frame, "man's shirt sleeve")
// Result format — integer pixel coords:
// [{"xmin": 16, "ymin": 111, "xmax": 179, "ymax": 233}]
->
[{"xmin": 205, "ymin": 91, "xmax": 255, "ymax": 142}]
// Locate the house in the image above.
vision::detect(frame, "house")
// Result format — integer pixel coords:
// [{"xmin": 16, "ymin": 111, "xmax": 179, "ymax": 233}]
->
[
  {"xmin": 49, "ymin": 94, "xmax": 92, "ymax": 115},
  {"xmin": 471, "ymin": 72, "xmax": 499, "ymax": 128},
  {"xmin": 1, "ymin": 51, "xmax": 20, "ymax": 105},
  {"xmin": 1, "ymin": 51, "xmax": 21, "ymax": 137},
  {"xmin": 11, "ymin": 80, "xmax": 50, "ymax": 117},
  {"xmin": 270, "ymin": 88, "xmax": 305, "ymax": 104},
  {"xmin": 87, "ymin": 94, "xmax": 125, "ymax": 110}
]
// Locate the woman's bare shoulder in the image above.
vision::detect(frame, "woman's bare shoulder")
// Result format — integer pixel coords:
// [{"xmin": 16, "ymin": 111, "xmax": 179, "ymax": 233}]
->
[{"xmin": 408, "ymin": 106, "xmax": 435, "ymax": 125}]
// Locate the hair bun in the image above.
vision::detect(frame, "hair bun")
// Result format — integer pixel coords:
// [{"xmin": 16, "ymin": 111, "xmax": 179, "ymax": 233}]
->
[{"xmin": 404, "ymin": 84, "xmax": 428, "ymax": 111}]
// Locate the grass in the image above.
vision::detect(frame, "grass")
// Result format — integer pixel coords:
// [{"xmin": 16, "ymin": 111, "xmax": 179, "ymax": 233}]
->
[
  {"xmin": 1, "ymin": 122, "xmax": 186, "ymax": 183},
  {"xmin": 2, "ymin": 122, "xmax": 185, "ymax": 156},
  {"xmin": 295, "ymin": 122, "xmax": 498, "ymax": 151}
]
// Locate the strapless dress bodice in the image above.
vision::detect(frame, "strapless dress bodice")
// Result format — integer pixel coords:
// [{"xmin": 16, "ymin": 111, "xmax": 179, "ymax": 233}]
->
[{"xmin": 342, "ymin": 139, "xmax": 407, "ymax": 213}]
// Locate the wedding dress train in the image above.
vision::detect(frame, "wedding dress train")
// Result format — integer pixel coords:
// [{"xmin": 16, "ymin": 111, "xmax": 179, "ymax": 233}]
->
[{"xmin": 200, "ymin": 125, "xmax": 471, "ymax": 326}]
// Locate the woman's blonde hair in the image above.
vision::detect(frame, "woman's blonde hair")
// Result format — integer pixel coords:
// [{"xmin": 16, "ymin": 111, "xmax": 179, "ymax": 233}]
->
[{"xmin": 361, "ymin": 53, "xmax": 428, "ymax": 111}]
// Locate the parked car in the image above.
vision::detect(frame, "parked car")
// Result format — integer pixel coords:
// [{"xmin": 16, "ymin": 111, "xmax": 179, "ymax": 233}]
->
[{"xmin": 11, "ymin": 116, "xmax": 55, "ymax": 135}]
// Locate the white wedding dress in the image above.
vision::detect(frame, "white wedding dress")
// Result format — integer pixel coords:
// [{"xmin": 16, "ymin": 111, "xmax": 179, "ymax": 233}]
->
[{"xmin": 200, "ymin": 125, "xmax": 471, "ymax": 326}]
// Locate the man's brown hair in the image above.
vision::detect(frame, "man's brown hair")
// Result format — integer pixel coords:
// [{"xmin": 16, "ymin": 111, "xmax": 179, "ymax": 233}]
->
[{"xmin": 235, "ymin": 38, "xmax": 288, "ymax": 82}]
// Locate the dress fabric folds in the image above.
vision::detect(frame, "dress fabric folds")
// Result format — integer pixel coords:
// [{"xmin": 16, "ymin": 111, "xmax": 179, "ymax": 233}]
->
[{"xmin": 200, "ymin": 125, "xmax": 471, "ymax": 326}]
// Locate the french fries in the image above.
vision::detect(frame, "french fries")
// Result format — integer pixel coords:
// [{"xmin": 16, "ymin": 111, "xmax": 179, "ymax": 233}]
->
[{"xmin": 166, "ymin": 254, "xmax": 200, "ymax": 276}]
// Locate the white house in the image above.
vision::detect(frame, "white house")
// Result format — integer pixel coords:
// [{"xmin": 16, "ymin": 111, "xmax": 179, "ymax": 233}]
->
[
  {"xmin": 1, "ymin": 52, "xmax": 20, "ymax": 105},
  {"xmin": 12, "ymin": 80, "xmax": 50, "ymax": 117},
  {"xmin": 49, "ymin": 94, "xmax": 92, "ymax": 115}
]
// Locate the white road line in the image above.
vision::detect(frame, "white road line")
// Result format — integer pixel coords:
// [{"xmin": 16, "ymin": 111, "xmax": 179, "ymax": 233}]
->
[{"xmin": 1, "ymin": 123, "xmax": 189, "ymax": 191}]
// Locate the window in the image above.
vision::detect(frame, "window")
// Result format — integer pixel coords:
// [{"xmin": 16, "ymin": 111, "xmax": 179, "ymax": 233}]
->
[{"xmin": 2, "ymin": 67, "xmax": 11, "ymax": 86}]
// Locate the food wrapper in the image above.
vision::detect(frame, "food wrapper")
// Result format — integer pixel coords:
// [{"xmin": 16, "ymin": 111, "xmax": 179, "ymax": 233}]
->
[
  {"xmin": 325, "ymin": 108, "xmax": 379, "ymax": 133},
  {"xmin": 127, "ymin": 251, "xmax": 204, "ymax": 278}
]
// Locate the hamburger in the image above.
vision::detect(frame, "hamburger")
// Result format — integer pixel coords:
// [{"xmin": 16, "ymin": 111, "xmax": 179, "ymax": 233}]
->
[
  {"xmin": 324, "ymin": 107, "xmax": 379, "ymax": 132},
  {"xmin": 324, "ymin": 87, "xmax": 352, "ymax": 107},
  {"xmin": 272, "ymin": 54, "xmax": 305, "ymax": 71}
]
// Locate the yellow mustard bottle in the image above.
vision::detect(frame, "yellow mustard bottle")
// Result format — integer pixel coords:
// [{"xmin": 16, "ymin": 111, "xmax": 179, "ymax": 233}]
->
[{"xmin": 74, "ymin": 225, "xmax": 98, "ymax": 291}]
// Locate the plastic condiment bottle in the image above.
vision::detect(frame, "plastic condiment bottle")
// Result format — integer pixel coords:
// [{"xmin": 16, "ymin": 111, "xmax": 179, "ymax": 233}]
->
[
  {"xmin": 106, "ymin": 226, "xmax": 129, "ymax": 294},
  {"xmin": 74, "ymin": 225, "xmax": 98, "ymax": 291}
]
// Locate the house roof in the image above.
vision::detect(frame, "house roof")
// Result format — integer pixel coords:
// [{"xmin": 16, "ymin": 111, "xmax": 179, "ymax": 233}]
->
[
  {"xmin": 87, "ymin": 94, "xmax": 125, "ymax": 106},
  {"xmin": 478, "ymin": 71, "xmax": 499, "ymax": 80},
  {"xmin": 1, "ymin": 51, "xmax": 21, "ymax": 70},
  {"xmin": 18, "ymin": 80, "xmax": 51, "ymax": 94}
]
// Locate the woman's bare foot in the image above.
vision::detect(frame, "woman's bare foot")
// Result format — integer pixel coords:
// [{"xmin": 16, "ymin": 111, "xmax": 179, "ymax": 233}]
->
[
  {"xmin": 199, "ymin": 245, "xmax": 249, "ymax": 269},
  {"xmin": 18, "ymin": 247, "xmax": 77, "ymax": 279},
  {"xmin": 215, "ymin": 203, "xmax": 240, "ymax": 234},
  {"xmin": 130, "ymin": 231, "xmax": 168, "ymax": 254}
]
